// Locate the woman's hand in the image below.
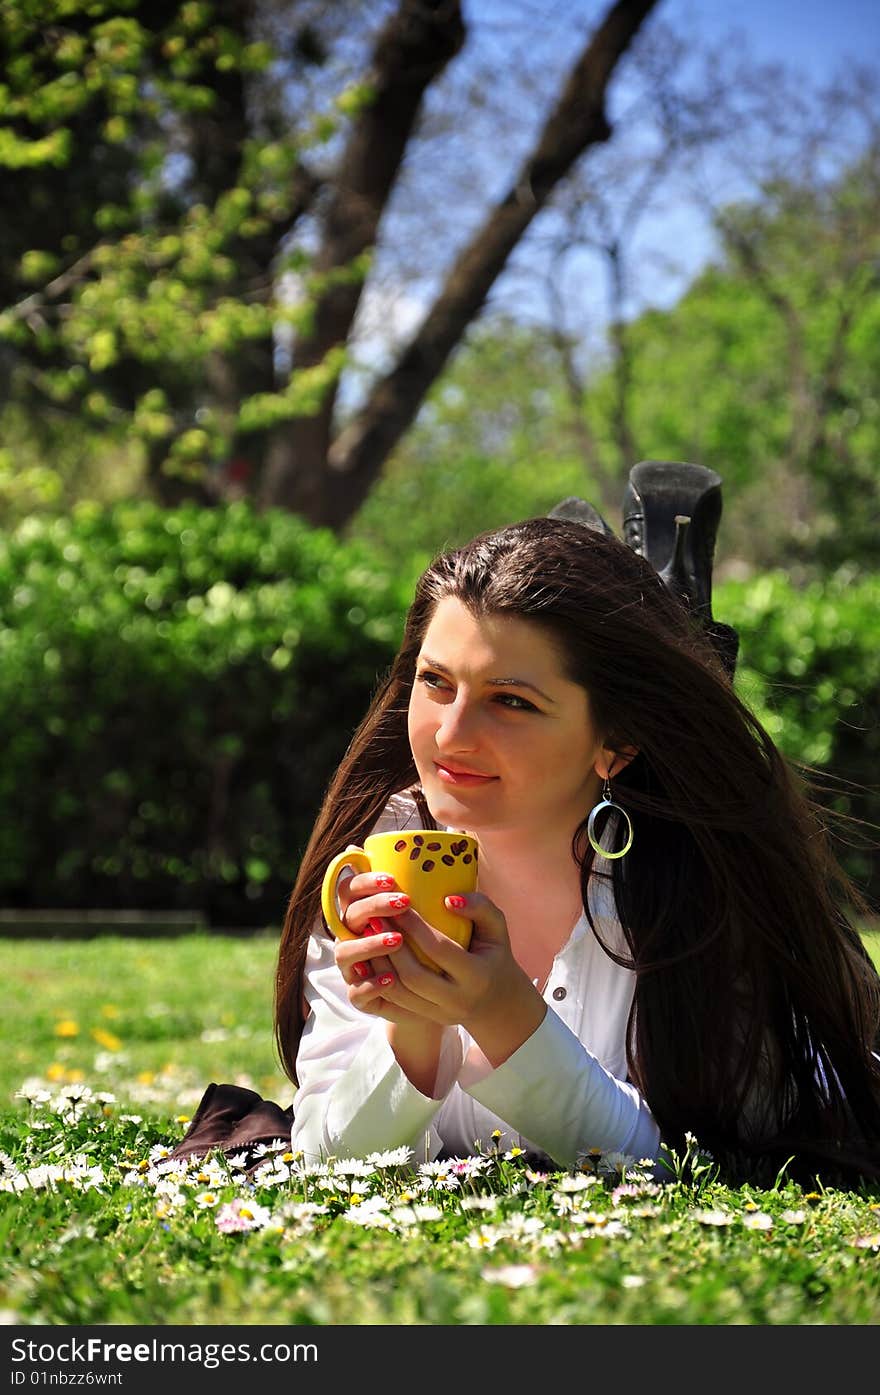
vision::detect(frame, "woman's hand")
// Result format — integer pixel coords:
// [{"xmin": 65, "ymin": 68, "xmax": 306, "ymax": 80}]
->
[
  {"xmin": 338, "ymin": 876, "xmax": 546, "ymax": 1069},
  {"xmin": 331, "ymin": 860, "xmax": 413, "ymax": 993}
]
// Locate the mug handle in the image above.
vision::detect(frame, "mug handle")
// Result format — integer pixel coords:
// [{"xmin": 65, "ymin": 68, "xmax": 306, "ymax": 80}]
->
[{"xmin": 320, "ymin": 847, "xmax": 371, "ymax": 940}]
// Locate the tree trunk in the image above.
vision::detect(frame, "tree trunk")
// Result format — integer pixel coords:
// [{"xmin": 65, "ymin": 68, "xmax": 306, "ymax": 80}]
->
[
  {"xmin": 262, "ymin": 0, "xmax": 660, "ymax": 528},
  {"xmin": 258, "ymin": 0, "xmax": 466, "ymax": 516}
]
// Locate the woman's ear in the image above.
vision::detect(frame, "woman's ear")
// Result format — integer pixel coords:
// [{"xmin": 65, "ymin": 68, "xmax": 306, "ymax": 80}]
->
[{"xmin": 594, "ymin": 745, "xmax": 639, "ymax": 781}]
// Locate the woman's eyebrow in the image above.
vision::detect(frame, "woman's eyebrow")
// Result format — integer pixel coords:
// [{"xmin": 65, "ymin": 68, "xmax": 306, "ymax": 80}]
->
[{"xmin": 418, "ymin": 655, "xmax": 556, "ymax": 704}]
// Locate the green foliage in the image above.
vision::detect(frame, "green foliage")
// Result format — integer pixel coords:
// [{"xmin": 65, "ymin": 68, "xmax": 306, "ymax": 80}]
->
[
  {"xmin": 0, "ymin": 403, "xmax": 145, "ymax": 526},
  {"xmin": 0, "ymin": 501, "xmax": 420, "ymax": 923},
  {"xmin": 0, "ymin": 1, "xmax": 362, "ymax": 486},
  {"xmin": 718, "ymin": 568, "xmax": 880, "ymax": 902}
]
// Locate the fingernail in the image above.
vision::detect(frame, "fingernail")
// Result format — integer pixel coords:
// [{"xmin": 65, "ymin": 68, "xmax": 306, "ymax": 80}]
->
[
  {"xmin": 389, "ymin": 894, "xmax": 409, "ymax": 911},
  {"xmin": 367, "ymin": 918, "xmax": 385, "ymax": 934},
  {"xmin": 375, "ymin": 874, "xmax": 394, "ymax": 889},
  {"xmin": 383, "ymin": 932, "xmax": 402, "ymax": 947},
  {"xmin": 378, "ymin": 973, "xmax": 394, "ymax": 987},
  {"xmin": 353, "ymin": 962, "xmax": 370, "ymax": 979},
  {"xmin": 446, "ymin": 895, "xmax": 467, "ymax": 909}
]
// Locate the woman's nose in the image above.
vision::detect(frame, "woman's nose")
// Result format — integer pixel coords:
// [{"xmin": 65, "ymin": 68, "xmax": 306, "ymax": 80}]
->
[{"xmin": 435, "ymin": 699, "xmax": 479, "ymax": 752}]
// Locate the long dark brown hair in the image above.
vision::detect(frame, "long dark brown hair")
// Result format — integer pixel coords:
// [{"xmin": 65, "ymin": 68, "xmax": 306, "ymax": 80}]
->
[{"xmin": 275, "ymin": 517, "xmax": 880, "ymax": 1186}]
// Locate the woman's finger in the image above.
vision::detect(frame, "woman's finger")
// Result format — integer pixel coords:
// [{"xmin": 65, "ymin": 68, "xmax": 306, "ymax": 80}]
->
[
  {"xmin": 334, "ymin": 925, "xmax": 407, "ymax": 985},
  {"xmin": 347, "ymin": 961, "xmax": 456, "ymax": 1025},
  {"xmin": 338, "ymin": 878, "xmax": 410, "ymax": 936}
]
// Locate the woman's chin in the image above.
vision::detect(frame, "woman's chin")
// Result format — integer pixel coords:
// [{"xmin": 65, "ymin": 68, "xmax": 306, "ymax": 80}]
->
[{"xmin": 420, "ymin": 782, "xmax": 481, "ymax": 830}]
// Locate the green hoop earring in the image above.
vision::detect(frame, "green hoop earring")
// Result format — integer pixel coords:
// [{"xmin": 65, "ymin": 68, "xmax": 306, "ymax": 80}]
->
[{"xmin": 587, "ymin": 777, "xmax": 633, "ymax": 859}]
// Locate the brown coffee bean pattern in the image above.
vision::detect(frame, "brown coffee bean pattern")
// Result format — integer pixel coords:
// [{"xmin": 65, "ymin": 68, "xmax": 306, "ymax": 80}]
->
[
  {"xmin": 391, "ymin": 837, "xmax": 479, "ymax": 874},
  {"xmin": 388, "ymin": 837, "xmax": 478, "ymax": 873},
  {"xmin": 390, "ymin": 836, "xmax": 478, "ymax": 877}
]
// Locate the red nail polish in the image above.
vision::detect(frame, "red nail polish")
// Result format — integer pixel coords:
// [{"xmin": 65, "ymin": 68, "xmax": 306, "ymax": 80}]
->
[
  {"xmin": 353, "ymin": 962, "xmax": 370, "ymax": 979},
  {"xmin": 447, "ymin": 895, "xmax": 467, "ymax": 909},
  {"xmin": 378, "ymin": 973, "xmax": 394, "ymax": 987},
  {"xmin": 368, "ymin": 918, "xmax": 385, "ymax": 934},
  {"xmin": 375, "ymin": 875, "xmax": 394, "ymax": 889},
  {"xmin": 389, "ymin": 895, "xmax": 409, "ymax": 911},
  {"xmin": 383, "ymin": 932, "xmax": 402, "ymax": 947}
]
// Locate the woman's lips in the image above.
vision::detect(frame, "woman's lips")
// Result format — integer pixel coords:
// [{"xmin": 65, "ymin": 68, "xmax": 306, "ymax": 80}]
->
[{"xmin": 434, "ymin": 762, "xmax": 497, "ymax": 786}]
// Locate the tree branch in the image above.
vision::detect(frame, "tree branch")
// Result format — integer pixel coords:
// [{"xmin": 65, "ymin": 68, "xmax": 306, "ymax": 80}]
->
[
  {"xmin": 323, "ymin": 0, "xmax": 661, "ymax": 524},
  {"xmin": 259, "ymin": 0, "xmax": 466, "ymax": 511}
]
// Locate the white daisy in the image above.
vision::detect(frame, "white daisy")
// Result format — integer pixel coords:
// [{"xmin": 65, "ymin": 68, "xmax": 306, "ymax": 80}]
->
[{"xmin": 364, "ymin": 1146, "xmax": 413, "ymax": 1168}]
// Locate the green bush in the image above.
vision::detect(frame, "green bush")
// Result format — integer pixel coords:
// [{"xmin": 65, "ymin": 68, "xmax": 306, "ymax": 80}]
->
[
  {"xmin": 0, "ymin": 502, "xmax": 423, "ymax": 925},
  {"xmin": 718, "ymin": 569, "xmax": 880, "ymax": 907},
  {"xmin": 0, "ymin": 503, "xmax": 876, "ymax": 921}
]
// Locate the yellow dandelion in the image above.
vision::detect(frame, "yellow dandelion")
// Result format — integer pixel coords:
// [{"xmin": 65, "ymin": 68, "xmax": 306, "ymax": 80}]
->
[
  {"xmin": 100, "ymin": 1004, "xmax": 120, "ymax": 1019},
  {"xmin": 66, "ymin": 1068, "xmax": 84, "ymax": 1082},
  {"xmin": 91, "ymin": 1027, "xmax": 122, "ymax": 1051},
  {"xmin": 46, "ymin": 1062, "xmax": 67, "ymax": 1081},
  {"xmin": 176, "ymin": 1115, "xmax": 191, "ymax": 1126},
  {"xmin": 136, "ymin": 1070, "xmax": 155, "ymax": 1085},
  {"xmin": 744, "ymin": 1201, "xmax": 759, "ymax": 1212},
  {"xmin": 54, "ymin": 1020, "xmax": 79, "ymax": 1038}
]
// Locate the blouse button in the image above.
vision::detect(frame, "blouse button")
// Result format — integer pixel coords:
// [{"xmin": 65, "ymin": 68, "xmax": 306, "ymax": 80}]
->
[{"xmin": 552, "ymin": 986, "xmax": 566, "ymax": 1001}]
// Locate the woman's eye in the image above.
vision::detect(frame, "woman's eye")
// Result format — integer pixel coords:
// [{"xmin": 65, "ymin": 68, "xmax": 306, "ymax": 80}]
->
[
  {"xmin": 495, "ymin": 693, "xmax": 537, "ymax": 711},
  {"xmin": 416, "ymin": 670, "xmax": 448, "ymax": 691}
]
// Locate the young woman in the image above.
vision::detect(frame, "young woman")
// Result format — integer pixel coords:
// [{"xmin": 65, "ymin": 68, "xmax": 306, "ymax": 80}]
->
[{"xmin": 274, "ymin": 516, "xmax": 880, "ymax": 1186}]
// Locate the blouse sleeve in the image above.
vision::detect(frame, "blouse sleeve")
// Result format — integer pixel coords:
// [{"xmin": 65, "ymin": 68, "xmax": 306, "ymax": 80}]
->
[
  {"xmin": 459, "ymin": 1007, "xmax": 662, "ymax": 1168},
  {"xmin": 290, "ymin": 929, "xmax": 465, "ymax": 1163},
  {"xmin": 290, "ymin": 790, "xmax": 465, "ymax": 1163}
]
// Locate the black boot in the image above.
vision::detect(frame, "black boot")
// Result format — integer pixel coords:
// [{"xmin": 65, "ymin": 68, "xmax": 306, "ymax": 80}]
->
[
  {"xmin": 547, "ymin": 495, "xmax": 615, "ymax": 538},
  {"xmin": 622, "ymin": 460, "xmax": 739, "ymax": 677}
]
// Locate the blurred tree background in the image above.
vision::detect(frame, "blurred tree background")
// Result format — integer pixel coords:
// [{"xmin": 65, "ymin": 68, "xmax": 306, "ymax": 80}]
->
[{"xmin": 0, "ymin": 0, "xmax": 878, "ymax": 921}]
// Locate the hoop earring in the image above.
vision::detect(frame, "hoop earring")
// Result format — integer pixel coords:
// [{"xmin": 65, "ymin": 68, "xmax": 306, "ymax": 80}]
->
[{"xmin": 587, "ymin": 777, "xmax": 633, "ymax": 859}]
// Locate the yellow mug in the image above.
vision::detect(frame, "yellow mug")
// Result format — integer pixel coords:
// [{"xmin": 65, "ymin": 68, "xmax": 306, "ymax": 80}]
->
[{"xmin": 320, "ymin": 830, "xmax": 479, "ymax": 973}]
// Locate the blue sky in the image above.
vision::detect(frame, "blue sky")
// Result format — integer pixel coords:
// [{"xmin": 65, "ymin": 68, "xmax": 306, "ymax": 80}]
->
[{"xmin": 666, "ymin": 0, "xmax": 879, "ymax": 82}]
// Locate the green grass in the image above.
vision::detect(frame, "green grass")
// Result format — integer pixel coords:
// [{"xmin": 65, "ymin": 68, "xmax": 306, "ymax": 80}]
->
[{"xmin": 1, "ymin": 932, "xmax": 879, "ymax": 1326}]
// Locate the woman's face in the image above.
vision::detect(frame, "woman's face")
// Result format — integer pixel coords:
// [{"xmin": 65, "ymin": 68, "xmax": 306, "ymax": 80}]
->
[{"xmin": 407, "ymin": 596, "xmax": 608, "ymax": 838}]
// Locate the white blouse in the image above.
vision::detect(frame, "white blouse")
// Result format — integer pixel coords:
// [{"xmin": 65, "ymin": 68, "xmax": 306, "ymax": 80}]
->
[{"xmin": 291, "ymin": 792, "xmax": 662, "ymax": 1169}]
